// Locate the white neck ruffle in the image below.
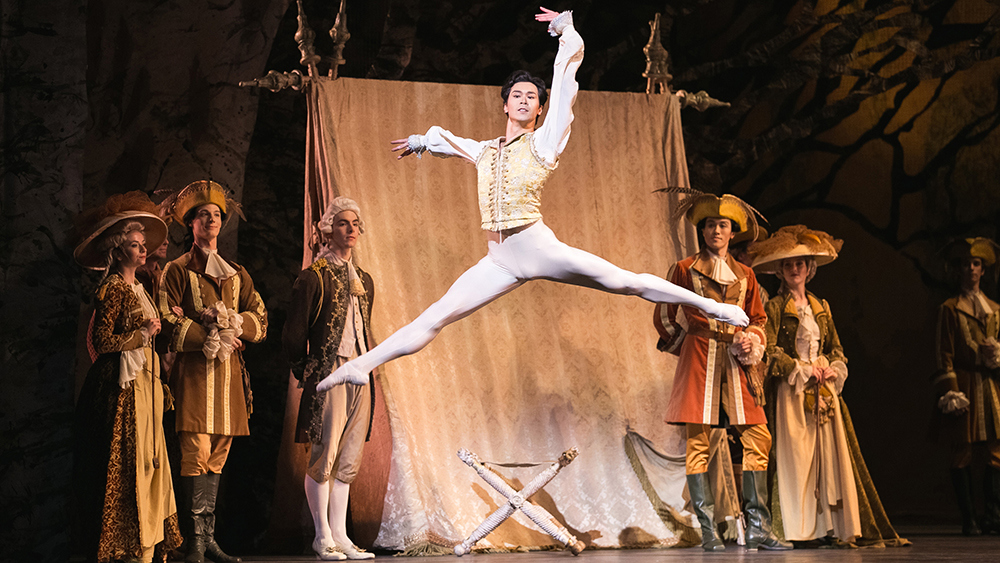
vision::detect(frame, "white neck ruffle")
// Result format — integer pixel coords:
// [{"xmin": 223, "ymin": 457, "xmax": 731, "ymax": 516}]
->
[
  {"xmin": 200, "ymin": 246, "xmax": 238, "ymax": 280},
  {"xmin": 706, "ymin": 250, "xmax": 738, "ymax": 286}
]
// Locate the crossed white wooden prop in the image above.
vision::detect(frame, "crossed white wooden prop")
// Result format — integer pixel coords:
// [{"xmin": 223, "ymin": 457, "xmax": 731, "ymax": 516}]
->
[{"xmin": 454, "ymin": 447, "xmax": 586, "ymax": 556}]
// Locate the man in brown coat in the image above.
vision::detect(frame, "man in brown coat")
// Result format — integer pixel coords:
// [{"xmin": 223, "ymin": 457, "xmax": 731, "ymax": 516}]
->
[
  {"xmin": 159, "ymin": 180, "xmax": 268, "ymax": 563},
  {"xmin": 935, "ymin": 237, "xmax": 1000, "ymax": 536}
]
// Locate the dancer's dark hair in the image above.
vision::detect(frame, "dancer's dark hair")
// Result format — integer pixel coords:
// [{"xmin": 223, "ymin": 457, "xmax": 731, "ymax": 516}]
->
[{"xmin": 501, "ymin": 70, "xmax": 548, "ymax": 107}]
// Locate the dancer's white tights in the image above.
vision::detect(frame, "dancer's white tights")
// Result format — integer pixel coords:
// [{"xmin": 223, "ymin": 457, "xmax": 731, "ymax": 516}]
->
[
  {"xmin": 318, "ymin": 221, "xmax": 746, "ymax": 389},
  {"xmin": 305, "ymin": 475, "xmax": 354, "ymax": 547}
]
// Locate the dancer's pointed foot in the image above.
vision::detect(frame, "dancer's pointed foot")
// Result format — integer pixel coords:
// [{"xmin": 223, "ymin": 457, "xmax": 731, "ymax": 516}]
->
[
  {"xmin": 706, "ymin": 302, "xmax": 749, "ymax": 327},
  {"xmin": 316, "ymin": 363, "xmax": 369, "ymax": 392}
]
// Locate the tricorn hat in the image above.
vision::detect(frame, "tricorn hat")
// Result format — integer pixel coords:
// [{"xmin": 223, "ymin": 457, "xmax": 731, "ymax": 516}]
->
[
  {"xmin": 74, "ymin": 191, "xmax": 168, "ymax": 270},
  {"xmin": 160, "ymin": 180, "xmax": 245, "ymax": 226},
  {"xmin": 656, "ymin": 188, "xmax": 765, "ymax": 244},
  {"xmin": 943, "ymin": 237, "xmax": 999, "ymax": 267}
]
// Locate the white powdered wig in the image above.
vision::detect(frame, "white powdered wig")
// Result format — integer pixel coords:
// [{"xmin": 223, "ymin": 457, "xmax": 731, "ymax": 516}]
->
[{"xmin": 318, "ymin": 196, "xmax": 364, "ymax": 234}]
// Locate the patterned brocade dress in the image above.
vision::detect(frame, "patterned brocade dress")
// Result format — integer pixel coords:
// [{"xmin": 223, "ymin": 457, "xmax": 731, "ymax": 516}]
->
[{"xmin": 74, "ymin": 274, "xmax": 181, "ymax": 562}]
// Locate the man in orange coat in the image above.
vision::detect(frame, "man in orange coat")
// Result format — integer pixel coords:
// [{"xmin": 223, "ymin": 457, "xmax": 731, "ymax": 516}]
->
[{"xmin": 654, "ymin": 194, "xmax": 790, "ymax": 552}]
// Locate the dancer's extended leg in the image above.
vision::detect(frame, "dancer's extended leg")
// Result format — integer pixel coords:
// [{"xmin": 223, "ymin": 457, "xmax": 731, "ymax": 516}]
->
[
  {"xmin": 515, "ymin": 226, "xmax": 749, "ymax": 326},
  {"xmin": 317, "ymin": 256, "xmax": 521, "ymax": 390}
]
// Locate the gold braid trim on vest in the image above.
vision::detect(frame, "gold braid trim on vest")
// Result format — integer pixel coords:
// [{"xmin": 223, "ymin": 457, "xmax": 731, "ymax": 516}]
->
[{"xmin": 476, "ymin": 132, "xmax": 557, "ymax": 231}]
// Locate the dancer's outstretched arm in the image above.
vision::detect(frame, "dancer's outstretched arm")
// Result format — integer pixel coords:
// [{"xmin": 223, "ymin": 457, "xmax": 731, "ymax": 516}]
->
[
  {"xmin": 532, "ymin": 8, "xmax": 583, "ymax": 166},
  {"xmin": 391, "ymin": 127, "xmax": 489, "ymax": 163}
]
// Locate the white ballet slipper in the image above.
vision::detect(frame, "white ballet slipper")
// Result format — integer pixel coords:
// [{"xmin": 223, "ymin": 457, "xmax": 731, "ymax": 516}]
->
[{"xmin": 316, "ymin": 363, "xmax": 369, "ymax": 392}]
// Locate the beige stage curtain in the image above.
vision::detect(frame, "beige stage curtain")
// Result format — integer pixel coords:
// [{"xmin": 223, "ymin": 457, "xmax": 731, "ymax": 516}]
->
[{"xmin": 277, "ymin": 76, "xmax": 742, "ymax": 552}]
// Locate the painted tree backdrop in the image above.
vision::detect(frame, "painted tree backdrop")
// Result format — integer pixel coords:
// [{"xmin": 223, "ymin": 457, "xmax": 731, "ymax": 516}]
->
[{"xmin": 3, "ymin": 0, "xmax": 1000, "ymax": 560}]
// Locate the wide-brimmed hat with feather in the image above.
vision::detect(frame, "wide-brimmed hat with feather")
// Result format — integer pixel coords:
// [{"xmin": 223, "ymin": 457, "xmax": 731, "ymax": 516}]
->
[
  {"xmin": 74, "ymin": 191, "xmax": 168, "ymax": 270},
  {"xmin": 750, "ymin": 225, "xmax": 843, "ymax": 273},
  {"xmin": 158, "ymin": 180, "xmax": 245, "ymax": 226},
  {"xmin": 654, "ymin": 187, "xmax": 766, "ymax": 244}
]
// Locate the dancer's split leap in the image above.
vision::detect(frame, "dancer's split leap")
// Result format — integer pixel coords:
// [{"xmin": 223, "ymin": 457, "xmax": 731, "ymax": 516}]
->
[{"xmin": 317, "ymin": 7, "xmax": 747, "ymax": 392}]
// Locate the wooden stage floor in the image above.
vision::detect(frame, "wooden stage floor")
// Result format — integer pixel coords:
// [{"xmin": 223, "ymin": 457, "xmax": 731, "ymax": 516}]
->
[{"xmin": 227, "ymin": 529, "xmax": 997, "ymax": 562}]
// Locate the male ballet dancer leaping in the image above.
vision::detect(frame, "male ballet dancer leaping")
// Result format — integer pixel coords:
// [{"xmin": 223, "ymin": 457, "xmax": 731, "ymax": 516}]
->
[{"xmin": 317, "ymin": 7, "xmax": 748, "ymax": 392}]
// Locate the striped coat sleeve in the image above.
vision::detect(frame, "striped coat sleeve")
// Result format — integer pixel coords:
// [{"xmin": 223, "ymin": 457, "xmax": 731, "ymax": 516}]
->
[
  {"xmin": 653, "ymin": 263, "xmax": 687, "ymax": 355},
  {"xmin": 933, "ymin": 303, "xmax": 961, "ymax": 396},
  {"xmin": 236, "ymin": 268, "xmax": 267, "ymax": 343},
  {"xmin": 158, "ymin": 261, "xmax": 208, "ymax": 353}
]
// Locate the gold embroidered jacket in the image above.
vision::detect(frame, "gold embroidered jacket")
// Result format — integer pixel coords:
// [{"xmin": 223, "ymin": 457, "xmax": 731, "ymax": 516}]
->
[
  {"xmin": 764, "ymin": 291, "xmax": 847, "ymax": 380},
  {"xmin": 282, "ymin": 258, "xmax": 375, "ymax": 443},
  {"xmin": 475, "ymin": 132, "xmax": 556, "ymax": 231},
  {"xmin": 159, "ymin": 245, "xmax": 267, "ymax": 436},
  {"xmin": 92, "ymin": 274, "xmax": 148, "ymax": 356}
]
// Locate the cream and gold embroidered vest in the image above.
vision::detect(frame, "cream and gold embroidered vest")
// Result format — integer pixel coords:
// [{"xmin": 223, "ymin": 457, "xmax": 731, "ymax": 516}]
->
[{"xmin": 475, "ymin": 132, "xmax": 557, "ymax": 231}]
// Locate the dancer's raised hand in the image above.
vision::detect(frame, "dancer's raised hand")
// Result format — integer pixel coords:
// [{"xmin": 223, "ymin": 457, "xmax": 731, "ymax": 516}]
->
[
  {"xmin": 535, "ymin": 7, "xmax": 559, "ymax": 22},
  {"xmin": 390, "ymin": 138, "xmax": 415, "ymax": 160}
]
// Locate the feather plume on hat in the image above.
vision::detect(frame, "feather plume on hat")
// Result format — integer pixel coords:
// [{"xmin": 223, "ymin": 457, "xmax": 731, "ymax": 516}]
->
[
  {"xmin": 157, "ymin": 180, "xmax": 245, "ymax": 227},
  {"xmin": 653, "ymin": 186, "xmax": 767, "ymax": 244},
  {"xmin": 749, "ymin": 225, "xmax": 843, "ymax": 274},
  {"xmin": 74, "ymin": 191, "xmax": 168, "ymax": 270}
]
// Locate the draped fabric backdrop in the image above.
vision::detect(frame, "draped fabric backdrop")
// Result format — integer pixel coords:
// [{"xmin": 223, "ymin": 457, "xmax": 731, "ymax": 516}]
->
[{"xmin": 273, "ymin": 76, "xmax": 739, "ymax": 551}]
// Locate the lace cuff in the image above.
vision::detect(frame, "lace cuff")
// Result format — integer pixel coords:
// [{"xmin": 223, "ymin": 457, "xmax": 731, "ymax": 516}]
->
[
  {"xmin": 119, "ymin": 348, "xmax": 145, "ymax": 389},
  {"xmin": 788, "ymin": 360, "xmax": 811, "ymax": 395},
  {"xmin": 827, "ymin": 359, "xmax": 849, "ymax": 394},
  {"xmin": 408, "ymin": 134, "xmax": 427, "ymax": 158},
  {"xmin": 939, "ymin": 390, "xmax": 970, "ymax": 414},
  {"xmin": 217, "ymin": 328, "xmax": 238, "ymax": 362},
  {"xmin": 226, "ymin": 308, "xmax": 244, "ymax": 338},
  {"xmin": 983, "ymin": 337, "xmax": 1000, "ymax": 369},
  {"xmin": 203, "ymin": 327, "xmax": 222, "ymax": 359},
  {"xmin": 730, "ymin": 331, "xmax": 764, "ymax": 365},
  {"xmin": 548, "ymin": 10, "xmax": 573, "ymax": 36}
]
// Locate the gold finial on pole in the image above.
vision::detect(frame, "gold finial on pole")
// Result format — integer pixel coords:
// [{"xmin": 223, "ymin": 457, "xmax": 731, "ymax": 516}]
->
[
  {"xmin": 643, "ymin": 13, "xmax": 672, "ymax": 94},
  {"xmin": 679, "ymin": 90, "xmax": 731, "ymax": 111},
  {"xmin": 295, "ymin": 0, "xmax": 321, "ymax": 77},
  {"xmin": 238, "ymin": 69, "xmax": 307, "ymax": 92},
  {"xmin": 238, "ymin": 0, "xmax": 322, "ymax": 91},
  {"xmin": 328, "ymin": 0, "xmax": 351, "ymax": 79}
]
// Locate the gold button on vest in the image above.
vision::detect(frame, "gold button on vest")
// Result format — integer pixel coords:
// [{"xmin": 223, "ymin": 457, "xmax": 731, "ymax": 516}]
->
[{"xmin": 475, "ymin": 132, "xmax": 556, "ymax": 231}]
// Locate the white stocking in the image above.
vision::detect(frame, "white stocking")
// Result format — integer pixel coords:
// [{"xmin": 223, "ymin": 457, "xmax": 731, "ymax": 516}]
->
[
  {"xmin": 329, "ymin": 479, "xmax": 353, "ymax": 547},
  {"xmin": 305, "ymin": 474, "xmax": 333, "ymax": 545},
  {"xmin": 317, "ymin": 255, "xmax": 520, "ymax": 389},
  {"xmin": 318, "ymin": 221, "xmax": 747, "ymax": 390}
]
